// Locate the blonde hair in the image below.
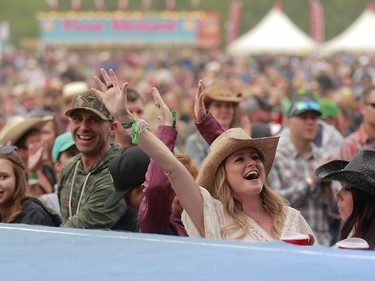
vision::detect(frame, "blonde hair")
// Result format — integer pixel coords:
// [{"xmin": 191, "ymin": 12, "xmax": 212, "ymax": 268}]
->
[
  {"xmin": 0, "ymin": 150, "xmax": 31, "ymax": 223},
  {"xmin": 212, "ymin": 163, "xmax": 286, "ymax": 240}
]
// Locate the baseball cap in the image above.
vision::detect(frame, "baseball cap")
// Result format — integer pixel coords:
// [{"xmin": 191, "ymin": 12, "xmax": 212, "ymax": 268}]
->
[
  {"xmin": 256, "ymin": 96, "xmax": 273, "ymax": 111},
  {"xmin": 52, "ymin": 132, "xmax": 76, "ymax": 162},
  {"xmin": 287, "ymin": 90, "xmax": 322, "ymax": 118},
  {"xmin": 104, "ymin": 146, "xmax": 150, "ymax": 208},
  {"xmin": 319, "ymin": 98, "xmax": 339, "ymax": 120},
  {"xmin": 241, "ymin": 96, "xmax": 273, "ymax": 118},
  {"xmin": 65, "ymin": 90, "xmax": 114, "ymax": 121}
]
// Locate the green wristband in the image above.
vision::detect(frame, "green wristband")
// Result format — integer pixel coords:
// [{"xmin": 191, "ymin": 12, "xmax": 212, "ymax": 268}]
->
[
  {"xmin": 172, "ymin": 111, "xmax": 177, "ymax": 128},
  {"xmin": 27, "ymin": 174, "xmax": 39, "ymax": 185},
  {"xmin": 122, "ymin": 116, "xmax": 136, "ymax": 129}
]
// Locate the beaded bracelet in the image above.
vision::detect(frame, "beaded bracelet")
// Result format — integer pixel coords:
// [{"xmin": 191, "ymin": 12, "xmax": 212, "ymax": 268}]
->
[
  {"xmin": 122, "ymin": 118, "xmax": 149, "ymax": 144},
  {"xmin": 131, "ymin": 119, "xmax": 149, "ymax": 144}
]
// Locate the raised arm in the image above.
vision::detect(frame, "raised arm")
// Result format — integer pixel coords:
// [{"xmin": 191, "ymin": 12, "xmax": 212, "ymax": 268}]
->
[
  {"xmin": 138, "ymin": 89, "xmax": 184, "ymax": 235},
  {"xmin": 92, "ymin": 68, "xmax": 204, "ymax": 236},
  {"xmin": 193, "ymin": 80, "xmax": 225, "ymax": 145}
]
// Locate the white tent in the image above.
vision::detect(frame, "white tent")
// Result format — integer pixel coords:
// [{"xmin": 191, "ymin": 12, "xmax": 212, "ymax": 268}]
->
[
  {"xmin": 320, "ymin": 8, "xmax": 375, "ymax": 53},
  {"xmin": 226, "ymin": 7, "xmax": 318, "ymax": 56}
]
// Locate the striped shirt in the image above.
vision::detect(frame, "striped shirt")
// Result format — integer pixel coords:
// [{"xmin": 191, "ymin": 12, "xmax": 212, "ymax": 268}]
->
[
  {"xmin": 337, "ymin": 125, "xmax": 375, "ymax": 161},
  {"xmin": 268, "ymin": 136, "xmax": 332, "ymax": 245}
]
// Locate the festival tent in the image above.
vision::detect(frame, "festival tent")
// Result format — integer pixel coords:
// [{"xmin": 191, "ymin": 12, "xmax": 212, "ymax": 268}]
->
[
  {"xmin": 320, "ymin": 8, "xmax": 375, "ymax": 53},
  {"xmin": 226, "ymin": 7, "xmax": 318, "ymax": 56}
]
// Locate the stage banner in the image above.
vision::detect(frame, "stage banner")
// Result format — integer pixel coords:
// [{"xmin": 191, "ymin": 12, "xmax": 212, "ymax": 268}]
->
[{"xmin": 37, "ymin": 11, "xmax": 220, "ymax": 48}]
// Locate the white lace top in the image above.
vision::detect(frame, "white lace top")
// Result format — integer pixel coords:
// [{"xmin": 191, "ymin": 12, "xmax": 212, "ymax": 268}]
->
[{"xmin": 182, "ymin": 187, "xmax": 316, "ymax": 243}]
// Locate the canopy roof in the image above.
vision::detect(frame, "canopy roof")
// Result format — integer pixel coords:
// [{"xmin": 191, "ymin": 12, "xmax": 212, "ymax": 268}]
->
[
  {"xmin": 321, "ymin": 8, "xmax": 375, "ymax": 53},
  {"xmin": 226, "ymin": 7, "xmax": 318, "ymax": 56}
]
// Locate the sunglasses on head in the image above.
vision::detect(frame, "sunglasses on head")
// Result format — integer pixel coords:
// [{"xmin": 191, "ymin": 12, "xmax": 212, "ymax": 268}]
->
[
  {"xmin": 0, "ymin": 145, "xmax": 24, "ymax": 169},
  {"xmin": 288, "ymin": 100, "xmax": 320, "ymax": 118},
  {"xmin": 0, "ymin": 145, "xmax": 17, "ymax": 154},
  {"xmin": 294, "ymin": 101, "xmax": 320, "ymax": 112}
]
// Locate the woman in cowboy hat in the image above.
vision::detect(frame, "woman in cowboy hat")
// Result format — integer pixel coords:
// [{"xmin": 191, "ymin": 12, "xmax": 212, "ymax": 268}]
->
[
  {"xmin": 314, "ymin": 149, "xmax": 375, "ymax": 249},
  {"xmin": 185, "ymin": 80, "xmax": 242, "ymax": 166},
  {"xmin": 92, "ymin": 68, "xmax": 316, "ymax": 243}
]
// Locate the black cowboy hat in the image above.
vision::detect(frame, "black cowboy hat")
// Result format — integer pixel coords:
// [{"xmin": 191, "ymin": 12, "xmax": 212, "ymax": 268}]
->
[{"xmin": 314, "ymin": 149, "xmax": 375, "ymax": 197}]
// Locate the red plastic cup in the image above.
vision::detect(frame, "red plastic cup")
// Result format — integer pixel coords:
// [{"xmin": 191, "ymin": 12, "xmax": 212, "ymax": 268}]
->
[
  {"xmin": 281, "ymin": 232, "xmax": 310, "ymax": 246},
  {"xmin": 336, "ymin": 238, "xmax": 369, "ymax": 250}
]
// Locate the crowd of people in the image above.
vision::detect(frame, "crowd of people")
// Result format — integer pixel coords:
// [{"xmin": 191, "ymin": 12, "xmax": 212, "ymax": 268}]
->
[{"xmin": 0, "ymin": 47, "xmax": 375, "ymax": 250}]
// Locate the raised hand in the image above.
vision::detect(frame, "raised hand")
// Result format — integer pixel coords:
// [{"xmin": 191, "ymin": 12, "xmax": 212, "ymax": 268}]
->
[
  {"xmin": 152, "ymin": 87, "xmax": 173, "ymax": 127},
  {"xmin": 28, "ymin": 141, "xmax": 48, "ymax": 174},
  {"xmin": 91, "ymin": 68, "xmax": 204, "ymax": 235},
  {"xmin": 92, "ymin": 68, "xmax": 131, "ymax": 122},
  {"xmin": 194, "ymin": 80, "xmax": 207, "ymax": 122}
]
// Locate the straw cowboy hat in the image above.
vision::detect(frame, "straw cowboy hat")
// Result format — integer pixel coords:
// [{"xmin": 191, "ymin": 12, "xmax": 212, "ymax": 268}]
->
[
  {"xmin": 314, "ymin": 149, "xmax": 375, "ymax": 197},
  {"xmin": 203, "ymin": 81, "xmax": 242, "ymax": 105},
  {"xmin": 0, "ymin": 115, "xmax": 53, "ymax": 145},
  {"xmin": 196, "ymin": 128, "xmax": 279, "ymax": 193}
]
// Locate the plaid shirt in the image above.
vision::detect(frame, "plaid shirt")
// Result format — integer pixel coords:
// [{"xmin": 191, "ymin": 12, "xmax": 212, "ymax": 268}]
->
[
  {"xmin": 268, "ymin": 136, "xmax": 331, "ymax": 245},
  {"xmin": 337, "ymin": 125, "xmax": 375, "ymax": 161}
]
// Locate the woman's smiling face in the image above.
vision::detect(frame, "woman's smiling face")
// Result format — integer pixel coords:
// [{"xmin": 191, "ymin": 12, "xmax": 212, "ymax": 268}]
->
[
  {"xmin": 224, "ymin": 147, "xmax": 265, "ymax": 198},
  {"xmin": 0, "ymin": 158, "xmax": 16, "ymax": 209}
]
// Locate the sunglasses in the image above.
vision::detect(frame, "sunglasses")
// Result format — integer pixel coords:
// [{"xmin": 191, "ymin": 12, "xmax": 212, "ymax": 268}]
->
[
  {"xmin": 0, "ymin": 145, "xmax": 24, "ymax": 169},
  {"xmin": 288, "ymin": 101, "xmax": 320, "ymax": 118},
  {"xmin": 294, "ymin": 101, "xmax": 320, "ymax": 111},
  {"xmin": 0, "ymin": 145, "xmax": 17, "ymax": 154}
]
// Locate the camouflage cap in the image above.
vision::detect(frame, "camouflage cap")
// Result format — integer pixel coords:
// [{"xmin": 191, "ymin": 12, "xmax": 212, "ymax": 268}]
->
[{"xmin": 65, "ymin": 90, "xmax": 114, "ymax": 121}]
